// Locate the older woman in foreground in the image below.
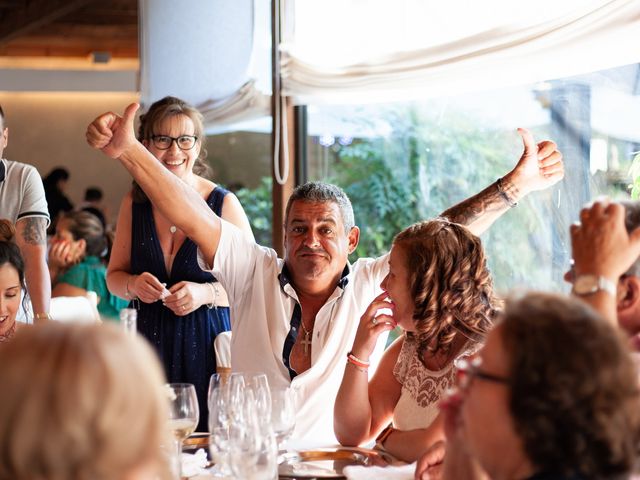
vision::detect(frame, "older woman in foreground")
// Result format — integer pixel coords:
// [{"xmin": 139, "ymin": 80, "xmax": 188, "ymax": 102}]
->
[
  {"xmin": 417, "ymin": 292, "xmax": 640, "ymax": 480},
  {"xmin": 0, "ymin": 322, "xmax": 171, "ymax": 480}
]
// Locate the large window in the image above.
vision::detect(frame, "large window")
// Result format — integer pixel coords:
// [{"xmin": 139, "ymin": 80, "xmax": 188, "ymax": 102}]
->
[{"xmin": 304, "ymin": 63, "xmax": 640, "ymax": 294}]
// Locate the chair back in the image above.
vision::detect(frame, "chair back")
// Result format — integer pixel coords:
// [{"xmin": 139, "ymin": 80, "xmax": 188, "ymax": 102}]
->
[
  {"xmin": 214, "ymin": 331, "xmax": 232, "ymax": 381},
  {"xmin": 50, "ymin": 293, "xmax": 101, "ymax": 323}
]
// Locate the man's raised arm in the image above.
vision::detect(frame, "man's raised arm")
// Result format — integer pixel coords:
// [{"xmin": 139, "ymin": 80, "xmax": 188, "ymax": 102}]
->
[
  {"xmin": 86, "ymin": 103, "xmax": 221, "ymax": 265},
  {"xmin": 441, "ymin": 128, "xmax": 564, "ymax": 236}
]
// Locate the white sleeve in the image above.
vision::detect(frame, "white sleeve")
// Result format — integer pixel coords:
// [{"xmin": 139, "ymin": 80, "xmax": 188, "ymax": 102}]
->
[
  {"xmin": 17, "ymin": 165, "xmax": 50, "ymax": 227},
  {"xmin": 197, "ymin": 218, "xmax": 270, "ymax": 303}
]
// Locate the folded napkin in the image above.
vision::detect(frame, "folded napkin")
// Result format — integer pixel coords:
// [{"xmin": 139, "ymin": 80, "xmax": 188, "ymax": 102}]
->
[
  {"xmin": 344, "ymin": 462, "xmax": 416, "ymax": 480},
  {"xmin": 181, "ymin": 448, "xmax": 209, "ymax": 478}
]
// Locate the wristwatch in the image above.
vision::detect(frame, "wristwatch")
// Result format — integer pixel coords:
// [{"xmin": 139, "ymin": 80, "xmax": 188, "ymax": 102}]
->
[{"xmin": 572, "ymin": 274, "xmax": 616, "ymax": 297}]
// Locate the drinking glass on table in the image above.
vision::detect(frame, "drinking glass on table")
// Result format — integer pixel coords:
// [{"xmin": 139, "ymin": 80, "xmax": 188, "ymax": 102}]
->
[
  {"xmin": 119, "ymin": 308, "xmax": 137, "ymax": 337},
  {"xmin": 167, "ymin": 383, "xmax": 199, "ymax": 479},
  {"xmin": 228, "ymin": 388, "xmax": 278, "ymax": 480},
  {"xmin": 271, "ymin": 387, "xmax": 296, "ymax": 450},
  {"xmin": 208, "ymin": 375, "xmax": 232, "ymax": 477}
]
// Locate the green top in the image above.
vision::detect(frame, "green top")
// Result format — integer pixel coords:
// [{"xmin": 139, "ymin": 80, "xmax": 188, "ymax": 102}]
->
[{"xmin": 57, "ymin": 256, "xmax": 129, "ymax": 321}]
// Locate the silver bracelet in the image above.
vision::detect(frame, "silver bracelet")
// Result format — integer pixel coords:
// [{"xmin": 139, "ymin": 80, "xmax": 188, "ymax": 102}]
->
[{"xmin": 206, "ymin": 282, "xmax": 219, "ymax": 310}]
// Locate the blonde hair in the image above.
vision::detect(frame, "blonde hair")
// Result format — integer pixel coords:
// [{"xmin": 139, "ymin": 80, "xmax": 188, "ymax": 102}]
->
[
  {"xmin": 393, "ymin": 218, "xmax": 499, "ymax": 356},
  {"xmin": 0, "ymin": 322, "xmax": 171, "ymax": 480}
]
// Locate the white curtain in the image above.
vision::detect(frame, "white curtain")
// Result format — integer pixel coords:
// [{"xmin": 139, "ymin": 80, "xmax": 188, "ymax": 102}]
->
[
  {"xmin": 139, "ymin": 0, "xmax": 270, "ymax": 128},
  {"xmin": 281, "ymin": 0, "xmax": 640, "ymax": 104}
]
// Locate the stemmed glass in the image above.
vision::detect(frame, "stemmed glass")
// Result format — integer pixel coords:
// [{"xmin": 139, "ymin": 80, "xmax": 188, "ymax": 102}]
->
[
  {"xmin": 208, "ymin": 374, "xmax": 231, "ymax": 477},
  {"xmin": 228, "ymin": 387, "xmax": 278, "ymax": 480},
  {"xmin": 271, "ymin": 387, "xmax": 296, "ymax": 451},
  {"xmin": 167, "ymin": 383, "xmax": 199, "ymax": 479}
]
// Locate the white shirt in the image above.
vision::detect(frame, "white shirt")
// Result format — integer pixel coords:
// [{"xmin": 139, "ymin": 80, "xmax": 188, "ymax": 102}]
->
[
  {"xmin": 199, "ymin": 219, "xmax": 389, "ymax": 445},
  {"xmin": 0, "ymin": 158, "xmax": 49, "ymax": 226}
]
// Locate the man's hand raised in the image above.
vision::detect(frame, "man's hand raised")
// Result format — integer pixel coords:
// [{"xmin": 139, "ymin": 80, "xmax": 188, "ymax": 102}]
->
[
  {"xmin": 505, "ymin": 128, "xmax": 564, "ymax": 198},
  {"xmin": 86, "ymin": 103, "xmax": 140, "ymax": 159}
]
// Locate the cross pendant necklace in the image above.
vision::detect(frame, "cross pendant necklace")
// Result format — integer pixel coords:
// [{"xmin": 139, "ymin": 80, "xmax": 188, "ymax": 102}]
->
[{"xmin": 299, "ymin": 319, "xmax": 312, "ymax": 355}]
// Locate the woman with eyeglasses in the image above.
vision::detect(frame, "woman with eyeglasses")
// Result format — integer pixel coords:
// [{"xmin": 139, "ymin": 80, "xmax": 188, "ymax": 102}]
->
[
  {"xmin": 416, "ymin": 292, "xmax": 640, "ymax": 480},
  {"xmin": 107, "ymin": 96, "xmax": 253, "ymax": 431},
  {"xmin": 334, "ymin": 219, "xmax": 499, "ymax": 462}
]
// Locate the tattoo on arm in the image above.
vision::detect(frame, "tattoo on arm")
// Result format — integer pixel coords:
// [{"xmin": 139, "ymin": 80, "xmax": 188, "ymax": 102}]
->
[
  {"xmin": 440, "ymin": 181, "xmax": 506, "ymax": 226},
  {"xmin": 21, "ymin": 217, "xmax": 47, "ymax": 245}
]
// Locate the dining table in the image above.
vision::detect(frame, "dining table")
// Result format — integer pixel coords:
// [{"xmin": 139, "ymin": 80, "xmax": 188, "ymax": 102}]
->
[{"xmin": 182, "ymin": 433, "xmax": 414, "ymax": 480}]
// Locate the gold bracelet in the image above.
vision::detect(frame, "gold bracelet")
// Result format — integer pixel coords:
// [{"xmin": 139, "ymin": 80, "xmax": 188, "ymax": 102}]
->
[
  {"xmin": 34, "ymin": 312, "xmax": 52, "ymax": 320},
  {"xmin": 125, "ymin": 275, "xmax": 137, "ymax": 299}
]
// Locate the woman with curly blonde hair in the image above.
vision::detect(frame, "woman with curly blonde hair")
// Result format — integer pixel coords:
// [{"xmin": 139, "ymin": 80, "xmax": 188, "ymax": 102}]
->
[{"xmin": 334, "ymin": 218, "xmax": 499, "ymax": 462}]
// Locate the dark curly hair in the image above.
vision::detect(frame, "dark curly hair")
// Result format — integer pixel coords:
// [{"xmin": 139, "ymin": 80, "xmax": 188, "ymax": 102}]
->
[
  {"xmin": 500, "ymin": 292, "xmax": 640, "ymax": 478},
  {"xmin": 0, "ymin": 219, "xmax": 27, "ymax": 312},
  {"xmin": 133, "ymin": 96, "xmax": 212, "ymax": 203},
  {"xmin": 393, "ymin": 218, "xmax": 499, "ymax": 357}
]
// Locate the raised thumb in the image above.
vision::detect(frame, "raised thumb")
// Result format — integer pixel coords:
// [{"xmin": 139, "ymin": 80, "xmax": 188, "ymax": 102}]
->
[
  {"xmin": 517, "ymin": 127, "xmax": 536, "ymax": 156},
  {"xmin": 122, "ymin": 103, "xmax": 140, "ymax": 129}
]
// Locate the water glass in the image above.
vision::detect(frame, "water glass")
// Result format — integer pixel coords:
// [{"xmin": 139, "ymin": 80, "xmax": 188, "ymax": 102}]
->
[
  {"xmin": 271, "ymin": 387, "xmax": 296, "ymax": 449},
  {"xmin": 228, "ymin": 388, "xmax": 278, "ymax": 480},
  {"xmin": 119, "ymin": 308, "xmax": 137, "ymax": 336}
]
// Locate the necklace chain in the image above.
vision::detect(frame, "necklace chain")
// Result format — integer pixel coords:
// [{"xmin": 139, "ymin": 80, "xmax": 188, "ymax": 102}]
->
[
  {"xmin": 300, "ymin": 317, "xmax": 312, "ymax": 336},
  {"xmin": 299, "ymin": 318, "xmax": 313, "ymax": 355},
  {"xmin": 0, "ymin": 322, "xmax": 17, "ymax": 343}
]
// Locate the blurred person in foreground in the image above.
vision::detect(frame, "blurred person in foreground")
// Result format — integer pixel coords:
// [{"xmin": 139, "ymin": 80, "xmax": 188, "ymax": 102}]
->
[
  {"xmin": 86, "ymin": 103, "xmax": 563, "ymax": 443},
  {"xmin": 416, "ymin": 292, "xmax": 640, "ymax": 480},
  {"xmin": 0, "ymin": 321, "xmax": 172, "ymax": 480},
  {"xmin": 0, "ymin": 104, "xmax": 50, "ymax": 322}
]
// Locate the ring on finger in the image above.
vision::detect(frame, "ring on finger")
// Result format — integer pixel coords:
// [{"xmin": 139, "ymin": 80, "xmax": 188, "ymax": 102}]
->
[
  {"xmin": 371, "ymin": 318, "xmax": 378, "ymax": 325},
  {"xmin": 182, "ymin": 305, "xmax": 186, "ymax": 311}
]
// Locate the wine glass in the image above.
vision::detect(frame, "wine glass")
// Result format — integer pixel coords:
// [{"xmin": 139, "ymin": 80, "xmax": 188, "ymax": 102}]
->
[
  {"xmin": 167, "ymin": 383, "xmax": 199, "ymax": 479},
  {"xmin": 208, "ymin": 375, "xmax": 231, "ymax": 477},
  {"xmin": 271, "ymin": 387, "xmax": 296, "ymax": 450},
  {"xmin": 228, "ymin": 387, "xmax": 278, "ymax": 480}
]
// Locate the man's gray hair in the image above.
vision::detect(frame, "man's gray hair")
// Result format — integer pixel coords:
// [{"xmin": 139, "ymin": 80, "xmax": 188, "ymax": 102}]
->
[
  {"xmin": 621, "ymin": 200, "xmax": 640, "ymax": 277},
  {"xmin": 284, "ymin": 182, "xmax": 355, "ymax": 232}
]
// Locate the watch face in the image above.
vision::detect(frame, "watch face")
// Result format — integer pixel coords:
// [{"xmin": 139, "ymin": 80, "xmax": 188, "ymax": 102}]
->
[{"xmin": 574, "ymin": 275, "xmax": 598, "ymax": 294}]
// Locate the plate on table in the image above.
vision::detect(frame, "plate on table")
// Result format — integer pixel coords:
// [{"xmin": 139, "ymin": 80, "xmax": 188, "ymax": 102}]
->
[
  {"xmin": 183, "ymin": 432, "xmax": 210, "ymax": 452},
  {"xmin": 278, "ymin": 447, "xmax": 393, "ymax": 479}
]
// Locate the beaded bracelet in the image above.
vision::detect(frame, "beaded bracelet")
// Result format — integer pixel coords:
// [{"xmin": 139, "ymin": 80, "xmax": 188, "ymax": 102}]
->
[{"xmin": 347, "ymin": 351, "xmax": 370, "ymax": 369}]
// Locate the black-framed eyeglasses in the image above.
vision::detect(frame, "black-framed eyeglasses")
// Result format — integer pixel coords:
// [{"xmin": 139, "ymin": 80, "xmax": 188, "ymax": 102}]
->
[
  {"xmin": 151, "ymin": 135, "xmax": 198, "ymax": 151},
  {"xmin": 455, "ymin": 357, "xmax": 509, "ymax": 390}
]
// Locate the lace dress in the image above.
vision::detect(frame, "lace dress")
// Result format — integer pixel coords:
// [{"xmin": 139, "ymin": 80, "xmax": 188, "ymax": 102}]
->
[{"xmin": 392, "ymin": 336, "xmax": 471, "ymax": 430}]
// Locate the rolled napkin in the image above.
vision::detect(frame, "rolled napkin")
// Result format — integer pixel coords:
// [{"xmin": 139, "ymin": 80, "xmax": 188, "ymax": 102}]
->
[
  {"xmin": 181, "ymin": 448, "xmax": 209, "ymax": 478},
  {"xmin": 344, "ymin": 462, "xmax": 416, "ymax": 480}
]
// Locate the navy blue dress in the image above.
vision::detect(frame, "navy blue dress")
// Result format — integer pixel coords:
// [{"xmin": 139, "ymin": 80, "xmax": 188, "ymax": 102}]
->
[{"xmin": 131, "ymin": 186, "xmax": 231, "ymax": 432}]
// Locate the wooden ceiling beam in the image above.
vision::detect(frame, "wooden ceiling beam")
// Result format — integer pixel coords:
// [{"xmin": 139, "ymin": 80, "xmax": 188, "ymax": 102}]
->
[{"xmin": 0, "ymin": 0, "xmax": 97, "ymax": 45}]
